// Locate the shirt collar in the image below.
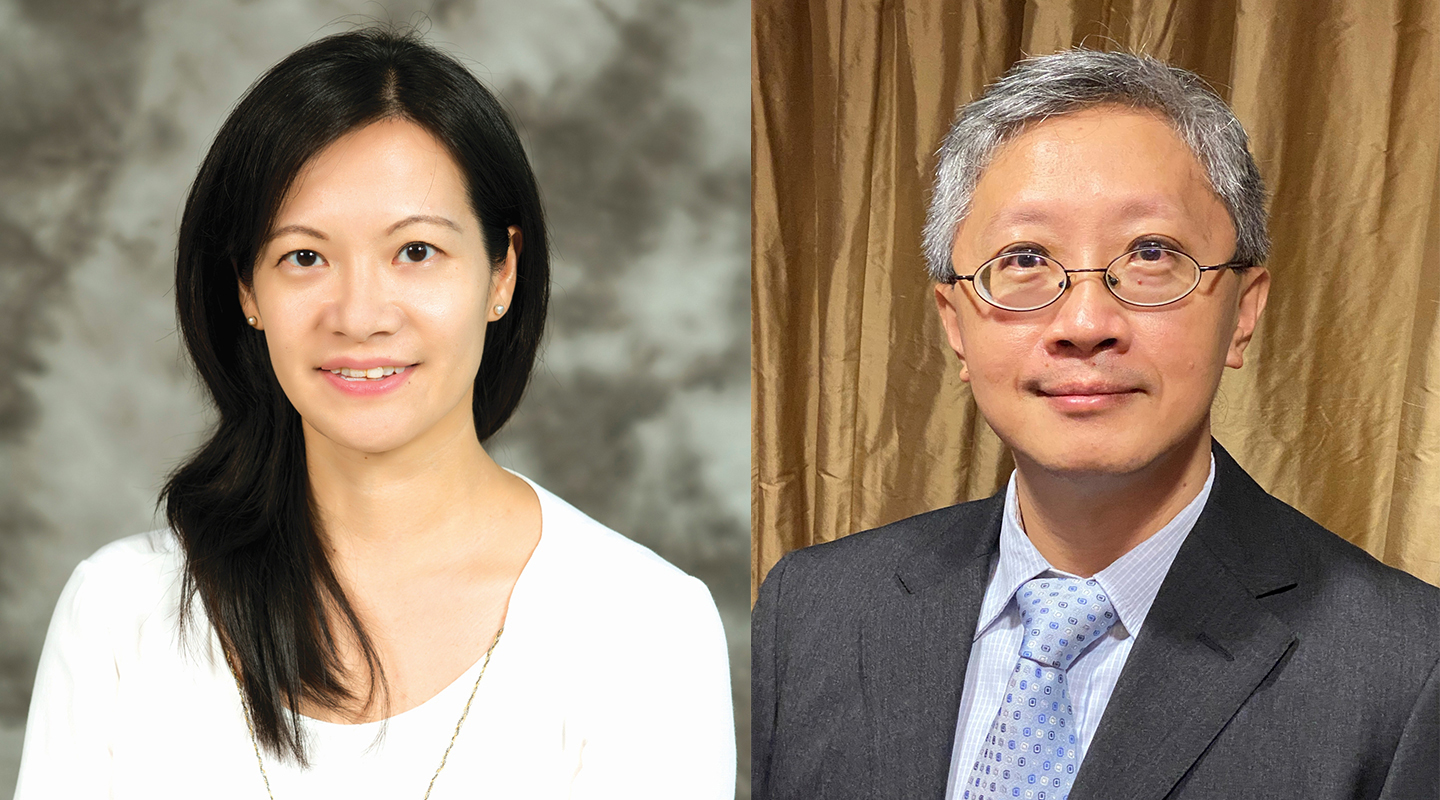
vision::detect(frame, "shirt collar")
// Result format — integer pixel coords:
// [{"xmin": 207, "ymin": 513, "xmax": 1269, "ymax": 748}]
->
[{"xmin": 974, "ymin": 455, "xmax": 1216, "ymax": 641}]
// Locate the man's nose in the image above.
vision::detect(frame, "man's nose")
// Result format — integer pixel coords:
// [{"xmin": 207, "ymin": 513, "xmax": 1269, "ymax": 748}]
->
[{"xmin": 1043, "ymin": 269, "xmax": 1131, "ymax": 357}]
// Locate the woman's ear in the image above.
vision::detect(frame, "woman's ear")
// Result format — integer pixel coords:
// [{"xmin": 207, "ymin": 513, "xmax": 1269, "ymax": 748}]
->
[
  {"xmin": 238, "ymin": 280, "xmax": 262, "ymax": 330},
  {"xmin": 487, "ymin": 226, "xmax": 521, "ymax": 322}
]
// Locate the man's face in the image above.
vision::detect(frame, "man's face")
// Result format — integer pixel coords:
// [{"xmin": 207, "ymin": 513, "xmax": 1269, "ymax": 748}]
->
[{"xmin": 934, "ymin": 106, "xmax": 1270, "ymax": 479}]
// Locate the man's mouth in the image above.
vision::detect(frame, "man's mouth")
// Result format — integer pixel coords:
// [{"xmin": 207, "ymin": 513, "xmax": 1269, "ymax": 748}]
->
[{"xmin": 1035, "ymin": 381, "xmax": 1140, "ymax": 397}]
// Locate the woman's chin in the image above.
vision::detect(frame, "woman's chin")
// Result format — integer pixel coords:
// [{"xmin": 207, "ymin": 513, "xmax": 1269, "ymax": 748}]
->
[{"xmin": 301, "ymin": 417, "xmax": 425, "ymax": 457}]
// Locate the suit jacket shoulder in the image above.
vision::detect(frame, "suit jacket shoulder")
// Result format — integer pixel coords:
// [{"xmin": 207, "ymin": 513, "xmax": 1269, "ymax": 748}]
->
[
  {"xmin": 1073, "ymin": 444, "xmax": 1440, "ymax": 800},
  {"xmin": 755, "ymin": 444, "xmax": 1440, "ymax": 800},
  {"xmin": 759, "ymin": 495, "xmax": 1003, "ymax": 620},
  {"xmin": 753, "ymin": 494, "xmax": 1004, "ymax": 799},
  {"xmin": 1186, "ymin": 444, "xmax": 1440, "ymax": 649}
]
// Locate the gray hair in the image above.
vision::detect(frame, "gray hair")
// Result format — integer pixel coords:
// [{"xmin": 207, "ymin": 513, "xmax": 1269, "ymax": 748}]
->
[{"xmin": 922, "ymin": 49, "xmax": 1269, "ymax": 283}]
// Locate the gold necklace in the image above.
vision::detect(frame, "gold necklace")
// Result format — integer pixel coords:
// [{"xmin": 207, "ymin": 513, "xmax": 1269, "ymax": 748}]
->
[{"xmin": 235, "ymin": 626, "xmax": 504, "ymax": 799}]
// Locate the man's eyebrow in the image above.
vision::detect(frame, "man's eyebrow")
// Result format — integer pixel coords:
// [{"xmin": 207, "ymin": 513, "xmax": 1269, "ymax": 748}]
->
[
  {"xmin": 981, "ymin": 206, "xmax": 1054, "ymax": 238},
  {"xmin": 386, "ymin": 214, "xmax": 462, "ymax": 235},
  {"xmin": 265, "ymin": 224, "xmax": 328, "ymax": 244},
  {"xmin": 1114, "ymin": 197, "xmax": 1182, "ymax": 220}
]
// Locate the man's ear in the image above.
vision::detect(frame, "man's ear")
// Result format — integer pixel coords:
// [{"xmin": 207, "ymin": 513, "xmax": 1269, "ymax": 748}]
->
[
  {"xmin": 934, "ymin": 282, "xmax": 971, "ymax": 382},
  {"xmin": 238, "ymin": 280, "xmax": 261, "ymax": 330},
  {"xmin": 1226, "ymin": 266, "xmax": 1270, "ymax": 369},
  {"xmin": 487, "ymin": 225, "xmax": 521, "ymax": 322}
]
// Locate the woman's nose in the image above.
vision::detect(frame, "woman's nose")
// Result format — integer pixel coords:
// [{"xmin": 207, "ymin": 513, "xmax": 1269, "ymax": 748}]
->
[{"xmin": 331, "ymin": 262, "xmax": 402, "ymax": 341}]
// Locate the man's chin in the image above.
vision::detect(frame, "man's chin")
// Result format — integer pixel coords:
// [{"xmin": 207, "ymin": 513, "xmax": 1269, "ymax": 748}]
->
[
  {"xmin": 1006, "ymin": 426, "xmax": 1212, "ymax": 486},
  {"xmin": 1028, "ymin": 454, "xmax": 1153, "ymax": 480},
  {"xmin": 1008, "ymin": 437, "xmax": 1165, "ymax": 482}
]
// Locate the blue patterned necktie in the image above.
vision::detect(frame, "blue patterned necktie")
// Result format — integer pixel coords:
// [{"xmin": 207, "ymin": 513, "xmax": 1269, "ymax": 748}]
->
[{"xmin": 963, "ymin": 577, "xmax": 1118, "ymax": 800}]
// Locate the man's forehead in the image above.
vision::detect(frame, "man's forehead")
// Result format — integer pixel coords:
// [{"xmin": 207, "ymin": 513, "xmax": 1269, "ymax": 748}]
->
[
  {"xmin": 990, "ymin": 109, "xmax": 1200, "ymax": 174},
  {"xmin": 981, "ymin": 196, "xmax": 1190, "ymax": 234},
  {"xmin": 962, "ymin": 109, "xmax": 1228, "ymax": 244}
]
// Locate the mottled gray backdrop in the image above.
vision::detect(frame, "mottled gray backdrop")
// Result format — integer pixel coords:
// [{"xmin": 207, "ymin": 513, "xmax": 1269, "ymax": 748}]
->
[{"xmin": 0, "ymin": 0, "xmax": 750, "ymax": 795}]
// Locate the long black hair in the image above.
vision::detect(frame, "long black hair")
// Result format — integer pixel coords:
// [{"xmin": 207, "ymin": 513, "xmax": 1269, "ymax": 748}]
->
[{"xmin": 161, "ymin": 27, "xmax": 549, "ymax": 764}]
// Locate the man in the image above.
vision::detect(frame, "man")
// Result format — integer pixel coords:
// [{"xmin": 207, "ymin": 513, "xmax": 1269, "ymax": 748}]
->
[{"xmin": 752, "ymin": 50, "xmax": 1439, "ymax": 800}]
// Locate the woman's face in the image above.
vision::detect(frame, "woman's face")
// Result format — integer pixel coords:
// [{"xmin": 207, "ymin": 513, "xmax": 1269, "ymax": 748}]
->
[{"xmin": 240, "ymin": 118, "xmax": 516, "ymax": 456}]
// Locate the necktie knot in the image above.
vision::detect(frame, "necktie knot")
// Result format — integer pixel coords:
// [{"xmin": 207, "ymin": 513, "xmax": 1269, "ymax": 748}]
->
[{"xmin": 1017, "ymin": 576, "xmax": 1116, "ymax": 671}]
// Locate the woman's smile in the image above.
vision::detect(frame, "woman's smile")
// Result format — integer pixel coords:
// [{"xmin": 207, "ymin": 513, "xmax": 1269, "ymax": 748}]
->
[{"xmin": 320, "ymin": 364, "xmax": 415, "ymax": 395}]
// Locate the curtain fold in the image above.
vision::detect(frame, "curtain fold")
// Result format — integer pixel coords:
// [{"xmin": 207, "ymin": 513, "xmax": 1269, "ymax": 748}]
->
[{"xmin": 752, "ymin": 0, "xmax": 1440, "ymax": 596}]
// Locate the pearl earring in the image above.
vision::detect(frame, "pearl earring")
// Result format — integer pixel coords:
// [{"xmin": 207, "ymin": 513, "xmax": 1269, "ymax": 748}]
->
[
  {"xmin": 246, "ymin": 316, "xmax": 258, "ymax": 327},
  {"xmin": 494, "ymin": 304, "xmax": 505, "ymax": 315}
]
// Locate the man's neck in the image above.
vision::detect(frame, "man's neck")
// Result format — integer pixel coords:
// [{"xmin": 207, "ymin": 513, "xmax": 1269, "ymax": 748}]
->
[{"xmin": 1011, "ymin": 429, "xmax": 1214, "ymax": 577}]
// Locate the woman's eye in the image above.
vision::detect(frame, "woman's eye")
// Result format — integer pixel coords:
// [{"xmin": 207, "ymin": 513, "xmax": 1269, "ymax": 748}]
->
[
  {"xmin": 282, "ymin": 250, "xmax": 325, "ymax": 268},
  {"xmin": 398, "ymin": 242, "xmax": 437, "ymax": 263}
]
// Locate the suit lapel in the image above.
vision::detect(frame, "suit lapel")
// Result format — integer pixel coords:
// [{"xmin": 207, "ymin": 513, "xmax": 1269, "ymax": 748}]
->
[
  {"xmin": 1070, "ymin": 444, "xmax": 1301, "ymax": 800},
  {"xmin": 860, "ymin": 496, "xmax": 1003, "ymax": 798}
]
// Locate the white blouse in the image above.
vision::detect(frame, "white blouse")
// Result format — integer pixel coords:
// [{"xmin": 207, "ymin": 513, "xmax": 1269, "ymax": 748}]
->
[{"xmin": 15, "ymin": 476, "xmax": 736, "ymax": 799}]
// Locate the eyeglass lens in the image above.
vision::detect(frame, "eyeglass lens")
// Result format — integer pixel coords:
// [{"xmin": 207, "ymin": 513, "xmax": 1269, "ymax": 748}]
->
[{"xmin": 976, "ymin": 248, "xmax": 1202, "ymax": 310}]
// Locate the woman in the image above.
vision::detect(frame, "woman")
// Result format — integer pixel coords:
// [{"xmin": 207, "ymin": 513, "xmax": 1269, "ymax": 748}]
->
[{"xmin": 15, "ymin": 28, "xmax": 734, "ymax": 799}]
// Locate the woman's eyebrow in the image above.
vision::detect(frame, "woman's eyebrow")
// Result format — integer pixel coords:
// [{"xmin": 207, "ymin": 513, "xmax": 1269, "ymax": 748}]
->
[
  {"xmin": 262, "ymin": 215, "xmax": 460, "ymax": 244},
  {"xmin": 387, "ymin": 214, "xmax": 461, "ymax": 235},
  {"xmin": 265, "ymin": 224, "xmax": 328, "ymax": 243}
]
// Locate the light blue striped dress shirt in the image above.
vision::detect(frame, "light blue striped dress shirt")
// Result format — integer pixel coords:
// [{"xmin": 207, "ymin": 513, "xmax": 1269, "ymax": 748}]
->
[{"xmin": 944, "ymin": 456, "xmax": 1216, "ymax": 798}]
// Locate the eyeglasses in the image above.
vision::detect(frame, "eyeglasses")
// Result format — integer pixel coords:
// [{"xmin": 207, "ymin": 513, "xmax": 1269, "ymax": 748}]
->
[{"xmin": 946, "ymin": 246, "xmax": 1250, "ymax": 312}]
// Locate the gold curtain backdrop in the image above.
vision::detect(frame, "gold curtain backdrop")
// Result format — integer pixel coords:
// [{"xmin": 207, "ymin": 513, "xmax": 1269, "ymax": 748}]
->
[{"xmin": 752, "ymin": 0, "xmax": 1440, "ymax": 596}]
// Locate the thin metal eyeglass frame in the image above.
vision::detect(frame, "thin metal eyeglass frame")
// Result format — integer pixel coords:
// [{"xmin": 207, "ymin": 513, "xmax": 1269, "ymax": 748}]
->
[{"xmin": 946, "ymin": 247, "xmax": 1251, "ymax": 312}]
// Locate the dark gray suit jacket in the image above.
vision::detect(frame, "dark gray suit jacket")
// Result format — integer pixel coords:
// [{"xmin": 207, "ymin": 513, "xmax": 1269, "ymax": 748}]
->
[{"xmin": 753, "ymin": 444, "xmax": 1440, "ymax": 799}]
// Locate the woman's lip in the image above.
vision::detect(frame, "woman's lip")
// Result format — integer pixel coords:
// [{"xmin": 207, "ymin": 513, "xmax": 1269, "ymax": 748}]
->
[
  {"xmin": 317, "ymin": 358, "xmax": 418, "ymax": 371},
  {"xmin": 320, "ymin": 365, "xmax": 415, "ymax": 396}
]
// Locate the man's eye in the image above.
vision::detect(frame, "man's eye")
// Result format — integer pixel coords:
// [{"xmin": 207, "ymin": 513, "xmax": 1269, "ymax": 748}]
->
[
  {"xmin": 282, "ymin": 250, "xmax": 325, "ymax": 268},
  {"xmin": 398, "ymin": 242, "xmax": 437, "ymax": 263},
  {"xmin": 997, "ymin": 251, "xmax": 1048, "ymax": 270},
  {"xmin": 1129, "ymin": 242, "xmax": 1181, "ymax": 265},
  {"xmin": 1133, "ymin": 239, "xmax": 1180, "ymax": 258}
]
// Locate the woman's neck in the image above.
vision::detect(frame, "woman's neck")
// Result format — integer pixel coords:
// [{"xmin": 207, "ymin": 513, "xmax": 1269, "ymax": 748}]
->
[
  {"xmin": 293, "ymin": 403, "xmax": 541, "ymax": 723},
  {"xmin": 300, "ymin": 404, "xmax": 530, "ymax": 574}
]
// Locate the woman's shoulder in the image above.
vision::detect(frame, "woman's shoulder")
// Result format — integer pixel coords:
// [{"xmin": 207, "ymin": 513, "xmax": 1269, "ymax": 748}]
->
[
  {"xmin": 74, "ymin": 529, "xmax": 183, "ymax": 585},
  {"xmin": 56, "ymin": 530, "xmax": 185, "ymax": 627},
  {"xmin": 521, "ymin": 476, "xmax": 713, "ymax": 601},
  {"xmin": 515, "ymin": 477, "xmax": 729, "ymax": 676}
]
